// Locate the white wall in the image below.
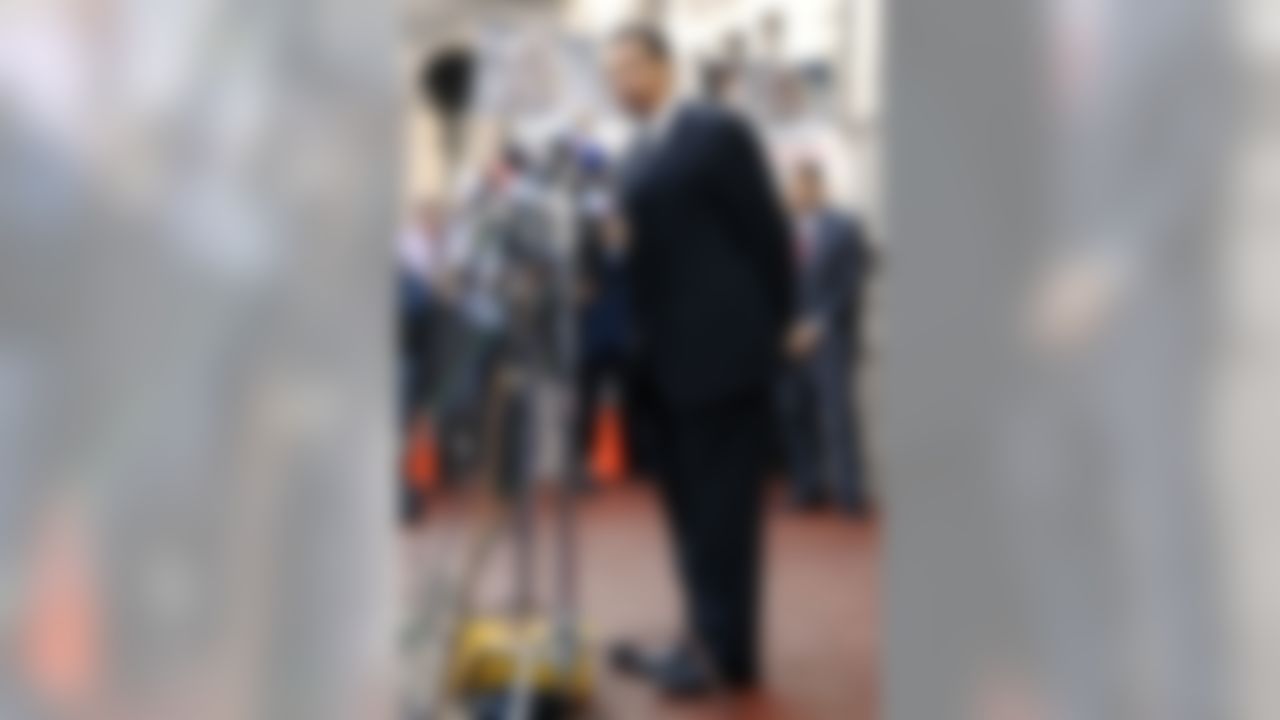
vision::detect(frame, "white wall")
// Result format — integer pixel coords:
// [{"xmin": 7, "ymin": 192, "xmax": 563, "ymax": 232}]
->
[{"xmin": 665, "ymin": 0, "xmax": 843, "ymax": 62}]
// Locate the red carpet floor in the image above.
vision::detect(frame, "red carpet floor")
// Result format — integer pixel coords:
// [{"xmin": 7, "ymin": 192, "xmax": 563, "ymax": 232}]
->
[{"xmin": 408, "ymin": 484, "xmax": 879, "ymax": 719}]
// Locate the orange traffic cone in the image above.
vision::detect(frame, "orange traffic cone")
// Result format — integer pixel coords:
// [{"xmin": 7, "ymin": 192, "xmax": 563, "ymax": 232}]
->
[
  {"xmin": 589, "ymin": 403, "xmax": 628, "ymax": 487},
  {"xmin": 21, "ymin": 503, "xmax": 101, "ymax": 709},
  {"xmin": 404, "ymin": 416, "xmax": 441, "ymax": 492}
]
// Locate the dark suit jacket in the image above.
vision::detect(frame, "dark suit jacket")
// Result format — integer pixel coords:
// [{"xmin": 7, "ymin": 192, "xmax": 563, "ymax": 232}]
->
[
  {"xmin": 620, "ymin": 103, "xmax": 794, "ymax": 408},
  {"xmin": 795, "ymin": 210, "xmax": 872, "ymax": 356}
]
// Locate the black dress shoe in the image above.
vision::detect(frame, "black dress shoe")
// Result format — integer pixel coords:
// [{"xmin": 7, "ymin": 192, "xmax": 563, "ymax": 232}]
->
[
  {"xmin": 609, "ymin": 640, "xmax": 654, "ymax": 677},
  {"xmin": 721, "ymin": 664, "xmax": 761, "ymax": 690},
  {"xmin": 609, "ymin": 641, "xmax": 718, "ymax": 698},
  {"xmin": 651, "ymin": 643, "xmax": 718, "ymax": 698},
  {"xmin": 610, "ymin": 640, "xmax": 684, "ymax": 678}
]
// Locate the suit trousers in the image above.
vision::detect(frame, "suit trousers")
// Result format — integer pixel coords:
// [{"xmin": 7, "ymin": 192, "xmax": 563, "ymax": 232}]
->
[
  {"xmin": 653, "ymin": 386, "xmax": 773, "ymax": 681},
  {"xmin": 779, "ymin": 336, "xmax": 865, "ymax": 510}
]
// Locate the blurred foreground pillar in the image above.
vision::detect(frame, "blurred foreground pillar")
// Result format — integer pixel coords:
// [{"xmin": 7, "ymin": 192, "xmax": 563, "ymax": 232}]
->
[
  {"xmin": 885, "ymin": 0, "xmax": 1230, "ymax": 718},
  {"xmin": 1, "ymin": 1, "xmax": 400, "ymax": 718}
]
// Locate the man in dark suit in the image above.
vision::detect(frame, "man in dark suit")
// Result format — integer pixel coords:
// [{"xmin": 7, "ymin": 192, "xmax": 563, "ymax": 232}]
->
[
  {"xmin": 605, "ymin": 25, "xmax": 794, "ymax": 696},
  {"xmin": 778, "ymin": 162, "xmax": 873, "ymax": 515}
]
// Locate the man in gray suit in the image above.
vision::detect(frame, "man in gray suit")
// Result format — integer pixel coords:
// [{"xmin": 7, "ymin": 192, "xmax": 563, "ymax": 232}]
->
[{"xmin": 779, "ymin": 162, "xmax": 873, "ymax": 515}]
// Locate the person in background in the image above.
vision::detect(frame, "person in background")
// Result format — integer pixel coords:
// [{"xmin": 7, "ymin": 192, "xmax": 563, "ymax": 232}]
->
[
  {"xmin": 711, "ymin": 32, "xmax": 754, "ymax": 113},
  {"xmin": 570, "ymin": 152, "xmax": 663, "ymax": 483},
  {"xmin": 763, "ymin": 70, "xmax": 856, "ymax": 206},
  {"xmin": 563, "ymin": 116, "xmax": 611, "ymax": 189},
  {"xmin": 399, "ymin": 199, "xmax": 451, "ymax": 288},
  {"xmin": 573, "ymin": 173, "xmax": 634, "ymax": 488},
  {"xmin": 398, "ymin": 199, "xmax": 452, "ymax": 523},
  {"xmin": 700, "ymin": 59, "xmax": 740, "ymax": 108},
  {"xmin": 605, "ymin": 25, "xmax": 793, "ymax": 696},
  {"xmin": 779, "ymin": 161, "xmax": 874, "ymax": 516}
]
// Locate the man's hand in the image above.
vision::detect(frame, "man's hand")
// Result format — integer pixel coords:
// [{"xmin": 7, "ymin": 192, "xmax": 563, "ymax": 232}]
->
[{"xmin": 785, "ymin": 318, "xmax": 824, "ymax": 361}]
